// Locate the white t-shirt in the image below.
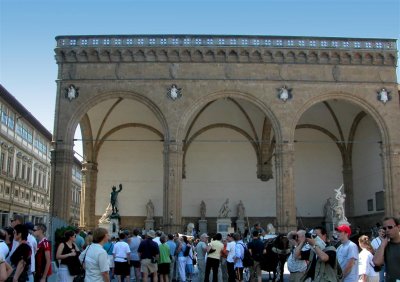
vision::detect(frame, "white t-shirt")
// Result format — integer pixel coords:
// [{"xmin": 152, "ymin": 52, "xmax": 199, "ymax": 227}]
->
[
  {"xmin": 0, "ymin": 241, "xmax": 9, "ymax": 260},
  {"xmin": 27, "ymin": 233, "xmax": 37, "ymax": 273},
  {"xmin": 113, "ymin": 241, "xmax": 130, "ymax": 262},
  {"xmin": 226, "ymin": 241, "xmax": 236, "ymax": 263},
  {"xmin": 358, "ymin": 249, "xmax": 378, "ymax": 277},
  {"xmin": 80, "ymin": 243, "xmax": 110, "ymax": 282}
]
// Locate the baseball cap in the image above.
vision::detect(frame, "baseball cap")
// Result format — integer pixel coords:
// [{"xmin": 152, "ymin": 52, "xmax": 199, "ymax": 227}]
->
[
  {"xmin": 335, "ymin": 224, "xmax": 351, "ymax": 236},
  {"xmin": 200, "ymin": 233, "xmax": 209, "ymax": 239}
]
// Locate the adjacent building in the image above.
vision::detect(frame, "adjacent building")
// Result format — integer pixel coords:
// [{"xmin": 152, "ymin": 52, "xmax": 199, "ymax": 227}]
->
[{"xmin": 0, "ymin": 84, "xmax": 82, "ymax": 226}]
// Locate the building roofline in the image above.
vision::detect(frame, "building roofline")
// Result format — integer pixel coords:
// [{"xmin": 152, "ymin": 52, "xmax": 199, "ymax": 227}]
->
[{"xmin": 0, "ymin": 84, "xmax": 52, "ymax": 141}]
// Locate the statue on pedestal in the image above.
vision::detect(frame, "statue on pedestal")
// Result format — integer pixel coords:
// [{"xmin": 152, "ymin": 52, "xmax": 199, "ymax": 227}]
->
[
  {"xmin": 237, "ymin": 200, "xmax": 245, "ymax": 220},
  {"xmin": 323, "ymin": 197, "xmax": 334, "ymax": 223},
  {"xmin": 99, "ymin": 203, "xmax": 112, "ymax": 224},
  {"xmin": 110, "ymin": 184, "xmax": 123, "ymax": 214},
  {"xmin": 146, "ymin": 200, "xmax": 155, "ymax": 219},
  {"xmin": 333, "ymin": 184, "xmax": 349, "ymax": 225},
  {"xmin": 200, "ymin": 200, "xmax": 206, "ymax": 219},
  {"xmin": 219, "ymin": 198, "xmax": 231, "ymax": 218}
]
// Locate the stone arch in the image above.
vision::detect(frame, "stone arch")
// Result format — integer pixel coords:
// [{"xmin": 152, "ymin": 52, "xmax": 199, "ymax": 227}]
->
[
  {"xmin": 64, "ymin": 91, "xmax": 169, "ymax": 149},
  {"xmin": 290, "ymin": 93, "xmax": 389, "ymax": 142},
  {"xmin": 291, "ymin": 92, "xmax": 391, "ymax": 218},
  {"xmin": 176, "ymin": 90, "xmax": 282, "ymax": 148}
]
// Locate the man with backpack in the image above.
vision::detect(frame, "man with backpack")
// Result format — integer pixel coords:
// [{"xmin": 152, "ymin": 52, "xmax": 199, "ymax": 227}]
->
[
  {"xmin": 247, "ymin": 230, "xmax": 265, "ymax": 282},
  {"xmin": 295, "ymin": 226, "xmax": 341, "ymax": 282}
]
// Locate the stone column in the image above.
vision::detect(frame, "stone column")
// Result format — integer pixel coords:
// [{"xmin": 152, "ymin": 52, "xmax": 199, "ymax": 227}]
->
[
  {"xmin": 163, "ymin": 141, "xmax": 183, "ymax": 233},
  {"xmin": 80, "ymin": 161, "xmax": 98, "ymax": 230},
  {"xmin": 275, "ymin": 142, "xmax": 297, "ymax": 233},
  {"xmin": 382, "ymin": 144, "xmax": 400, "ymax": 218},
  {"xmin": 342, "ymin": 162, "xmax": 354, "ymax": 217},
  {"xmin": 50, "ymin": 142, "xmax": 74, "ymax": 222}
]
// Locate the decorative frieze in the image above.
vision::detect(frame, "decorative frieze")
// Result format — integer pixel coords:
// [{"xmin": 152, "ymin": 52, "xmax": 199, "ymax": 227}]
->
[{"xmin": 55, "ymin": 35, "xmax": 397, "ymax": 66}]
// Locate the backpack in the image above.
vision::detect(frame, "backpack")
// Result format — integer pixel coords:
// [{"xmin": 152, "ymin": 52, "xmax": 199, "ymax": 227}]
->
[
  {"xmin": 313, "ymin": 245, "xmax": 343, "ymax": 282},
  {"xmin": 183, "ymin": 244, "xmax": 191, "ymax": 257},
  {"xmin": 239, "ymin": 243, "xmax": 254, "ymax": 267}
]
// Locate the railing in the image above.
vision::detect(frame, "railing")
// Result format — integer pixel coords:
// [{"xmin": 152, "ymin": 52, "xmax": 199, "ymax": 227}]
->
[{"xmin": 56, "ymin": 35, "xmax": 397, "ymax": 51}]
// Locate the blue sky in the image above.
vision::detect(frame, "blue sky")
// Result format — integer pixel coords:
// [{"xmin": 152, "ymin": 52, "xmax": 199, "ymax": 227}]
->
[{"xmin": 1, "ymin": 0, "xmax": 399, "ymax": 134}]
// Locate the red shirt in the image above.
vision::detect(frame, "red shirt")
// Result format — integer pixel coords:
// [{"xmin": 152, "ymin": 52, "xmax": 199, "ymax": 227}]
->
[{"xmin": 35, "ymin": 238, "xmax": 52, "ymax": 277}]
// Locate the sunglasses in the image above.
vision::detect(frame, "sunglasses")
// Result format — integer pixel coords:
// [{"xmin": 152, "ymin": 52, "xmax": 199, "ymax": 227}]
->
[
  {"xmin": 10, "ymin": 219, "xmax": 15, "ymax": 222},
  {"xmin": 382, "ymin": 225, "xmax": 395, "ymax": 231},
  {"xmin": 33, "ymin": 229, "xmax": 38, "ymax": 232}
]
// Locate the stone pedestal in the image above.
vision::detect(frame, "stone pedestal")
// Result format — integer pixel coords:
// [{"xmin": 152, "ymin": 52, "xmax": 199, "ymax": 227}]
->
[
  {"xmin": 198, "ymin": 219, "xmax": 207, "ymax": 234},
  {"xmin": 99, "ymin": 217, "xmax": 120, "ymax": 239},
  {"xmin": 236, "ymin": 219, "xmax": 245, "ymax": 234},
  {"xmin": 145, "ymin": 219, "xmax": 154, "ymax": 230},
  {"xmin": 217, "ymin": 218, "xmax": 231, "ymax": 238},
  {"xmin": 325, "ymin": 221, "xmax": 334, "ymax": 239}
]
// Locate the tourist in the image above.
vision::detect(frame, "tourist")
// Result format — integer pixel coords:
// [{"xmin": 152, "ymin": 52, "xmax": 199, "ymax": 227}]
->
[
  {"xmin": 0, "ymin": 229, "xmax": 9, "ymax": 260},
  {"xmin": 373, "ymin": 216, "xmax": 400, "ymax": 282},
  {"xmin": 9, "ymin": 224, "xmax": 31, "ymax": 282},
  {"xmin": 113, "ymin": 232, "xmax": 131, "ymax": 282},
  {"xmin": 233, "ymin": 233, "xmax": 244, "ymax": 282},
  {"xmin": 220, "ymin": 237, "xmax": 229, "ymax": 282},
  {"xmin": 205, "ymin": 233, "xmax": 224, "ymax": 282},
  {"xmin": 129, "ymin": 228, "xmax": 142, "ymax": 282},
  {"xmin": 138, "ymin": 230, "xmax": 159, "ymax": 282},
  {"xmin": 56, "ymin": 230, "xmax": 81, "ymax": 282},
  {"xmin": 195, "ymin": 233, "xmax": 208, "ymax": 282},
  {"xmin": 103, "ymin": 236, "xmax": 115, "ymax": 280},
  {"xmin": 247, "ymin": 230, "xmax": 265, "ymax": 282},
  {"xmin": 358, "ymin": 235, "xmax": 379, "ymax": 282},
  {"xmin": 184, "ymin": 237, "xmax": 194, "ymax": 282},
  {"xmin": 74, "ymin": 228, "xmax": 85, "ymax": 252},
  {"xmin": 7, "ymin": 214, "xmax": 24, "ymax": 264},
  {"xmin": 177, "ymin": 236, "xmax": 188, "ymax": 282},
  {"xmin": 287, "ymin": 230, "xmax": 313, "ymax": 282},
  {"xmin": 79, "ymin": 227, "xmax": 110, "ymax": 282},
  {"xmin": 158, "ymin": 234, "xmax": 171, "ymax": 282},
  {"xmin": 225, "ymin": 233, "xmax": 236, "ymax": 282},
  {"xmin": 336, "ymin": 224, "xmax": 359, "ymax": 282},
  {"xmin": 0, "ymin": 256, "xmax": 12, "ymax": 281},
  {"xmin": 166, "ymin": 234, "xmax": 177, "ymax": 281},
  {"xmin": 33, "ymin": 223, "xmax": 52, "ymax": 282},
  {"xmin": 25, "ymin": 222, "xmax": 37, "ymax": 282},
  {"xmin": 371, "ymin": 226, "xmax": 386, "ymax": 282}
]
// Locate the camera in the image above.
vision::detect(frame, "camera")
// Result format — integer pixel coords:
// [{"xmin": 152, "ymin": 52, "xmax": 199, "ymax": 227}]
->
[{"xmin": 305, "ymin": 233, "xmax": 317, "ymax": 239}]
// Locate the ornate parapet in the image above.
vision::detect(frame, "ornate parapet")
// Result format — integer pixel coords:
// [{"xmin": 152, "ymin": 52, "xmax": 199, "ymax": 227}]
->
[{"xmin": 55, "ymin": 35, "xmax": 397, "ymax": 66}]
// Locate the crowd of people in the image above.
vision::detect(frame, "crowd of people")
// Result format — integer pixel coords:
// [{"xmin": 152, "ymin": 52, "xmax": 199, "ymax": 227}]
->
[
  {"xmin": 0, "ymin": 215, "xmax": 399, "ymax": 282},
  {"xmin": 0, "ymin": 214, "xmax": 52, "ymax": 282}
]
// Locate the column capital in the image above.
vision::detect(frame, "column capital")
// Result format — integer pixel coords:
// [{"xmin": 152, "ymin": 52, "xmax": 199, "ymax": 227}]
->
[{"xmin": 82, "ymin": 161, "xmax": 98, "ymax": 172}]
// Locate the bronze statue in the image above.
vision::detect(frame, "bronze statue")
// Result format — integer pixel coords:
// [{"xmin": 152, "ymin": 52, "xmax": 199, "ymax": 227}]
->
[{"xmin": 110, "ymin": 184, "xmax": 123, "ymax": 214}]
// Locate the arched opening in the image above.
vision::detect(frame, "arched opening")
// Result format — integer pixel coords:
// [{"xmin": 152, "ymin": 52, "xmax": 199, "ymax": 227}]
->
[
  {"xmin": 294, "ymin": 99, "xmax": 384, "ymax": 230},
  {"xmin": 181, "ymin": 96, "xmax": 277, "ymax": 223}
]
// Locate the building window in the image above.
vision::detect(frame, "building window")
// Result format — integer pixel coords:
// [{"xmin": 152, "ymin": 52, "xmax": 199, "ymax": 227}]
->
[
  {"xmin": 0, "ymin": 153, "xmax": 5, "ymax": 172},
  {"xmin": 21, "ymin": 164, "xmax": 26, "ymax": 179},
  {"xmin": 5, "ymin": 186, "xmax": 9, "ymax": 194},
  {"xmin": 16, "ymin": 122, "xmax": 33, "ymax": 143},
  {"xmin": 27, "ymin": 166, "xmax": 31, "ymax": 183},
  {"xmin": 16, "ymin": 161, "xmax": 20, "ymax": 178},
  {"xmin": 0, "ymin": 105, "xmax": 13, "ymax": 129},
  {"xmin": 7, "ymin": 156, "xmax": 12, "ymax": 175},
  {"xmin": 375, "ymin": 191, "xmax": 384, "ymax": 211},
  {"xmin": 33, "ymin": 170, "xmax": 37, "ymax": 185},
  {"xmin": 14, "ymin": 189, "xmax": 18, "ymax": 197}
]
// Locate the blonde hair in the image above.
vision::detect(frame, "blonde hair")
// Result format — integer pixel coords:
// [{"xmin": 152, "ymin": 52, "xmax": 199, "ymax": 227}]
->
[{"xmin": 358, "ymin": 235, "xmax": 374, "ymax": 254}]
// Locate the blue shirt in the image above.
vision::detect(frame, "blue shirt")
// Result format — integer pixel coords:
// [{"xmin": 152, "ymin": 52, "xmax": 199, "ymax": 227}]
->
[
  {"xmin": 129, "ymin": 236, "xmax": 142, "ymax": 261},
  {"xmin": 103, "ymin": 241, "xmax": 114, "ymax": 255},
  {"xmin": 337, "ymin": 240, "xmax": 359, "ymax": 282},
  {"xmin": 166, "ymin": 240, "xmax": 176, "ymax": 257}
]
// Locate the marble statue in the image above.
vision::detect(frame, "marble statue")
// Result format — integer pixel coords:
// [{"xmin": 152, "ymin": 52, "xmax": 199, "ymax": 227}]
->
[
  {"xmin": 98, "ymin": 203, "xmax": 112, "ymax": 224},
  {"xmin": 110, "ymin": 184, "xmax": 123, "ymax": 214},
  {"xmin": 146, "ymin": 200, "xmax": 155, "ymax": 219},
  {"xmin": 237, "ymin": 200, "xmax": 245, "ymax": 220},
  {"xmin": 219, "ymin": 198, "xmax": 231, "ymax": 218},
  {"xmin": 200, "ymin": 200, "xmax": 206, "ymax": 219},
  {"xmin": 187, "ymin": 222, "xmax": 195, "ymax": 236},
  {"xmin": 323, "ymin": 197, "xmax": 334, "ymax": 222},
  {"xmin": 334, "ymin": 184, "xmax": 348, "ymax": 224}
]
